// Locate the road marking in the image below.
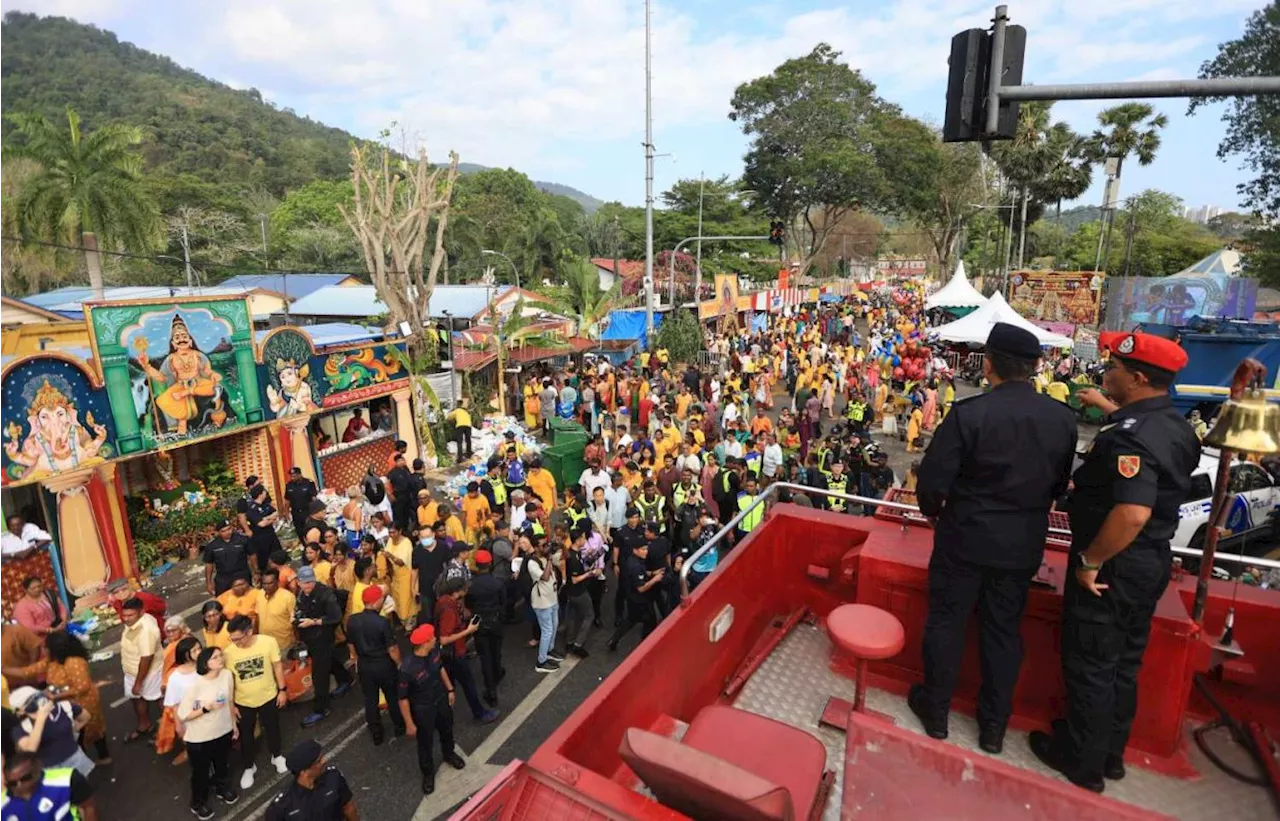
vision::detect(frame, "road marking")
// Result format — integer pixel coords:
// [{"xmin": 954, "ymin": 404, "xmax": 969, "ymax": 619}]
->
[{"xmin": 412, "ymin": 657, "xmax": 581, "ymax": 819}]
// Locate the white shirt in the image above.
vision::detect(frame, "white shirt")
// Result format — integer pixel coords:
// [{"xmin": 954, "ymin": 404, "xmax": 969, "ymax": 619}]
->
[
  {"xmin": 723, "ymin": 439, "xmax": 744, "ymax": 460},
  {"xmin": 527, "ymin": 557, "xmax": 559, "ymax": 609},
  {"xmin": 1, "ymin": 523, "xmax": 50, "ymax": 556},
  {"xmin": 762, "ymin": 443, "xmax": 784, "ymax": 477},
  {"xmin": 164, "ymin": 669, "xmax": 200, "ymax": 708},
  {"xmin": 722, "ymin": 402, "xmax": 739, "ymax": 426},
  {"xmin": 676, "ymin": 453, "xmax": 703, "ymax": 475},
  {"xmin": 509, "ymin": 504, "xmax": 527, "ymax": 535},
  {"xmin": 604, "ymin": 485, "xmax": 630, "ymax": 529},
  {"xmin": 579, "ymin": 468, "xmax": 612, "ymax": 499}
]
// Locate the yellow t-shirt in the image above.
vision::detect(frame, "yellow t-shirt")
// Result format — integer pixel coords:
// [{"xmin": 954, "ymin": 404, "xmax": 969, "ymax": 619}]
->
[
  {"xmin": 640, "ymin": 352, "xmax": 651, "ymax": 368},
  {"xmin": 121, "ymin": 613, "xmax": 162, "ymax": 678},
  {"xmin": 1045, "ymin": 381, "xmax": 1070, "ymax": 403},
  {"xmin": 417, "ymin": 501, "xmax": 441, "ymax": 529},
  {"xmin": 309, "ymin": 560, "xmax": 333, "ymax": 587},
  {"xmin": 527, "ymin": 468, "xmax": 557, "ymax": 511},
  {"xmin": 202, "ymin": 624, "xmax": 230, "ymax": 651},
  {"xmin": 223, "ymin": 635, "xmax": 281, "ymax": 708},
  {"xmin": 449, "ymin": 408, "xmax": 472, "ymax": 428},
  {"xmin": 217, "ymin": 588, "xmax": 265, "ymax": 625},
  {"xmin": 675, "ymin": 393, "xmax": 692, "ymax": 420},
  {"xmin": 259, "ymin": 588, "xmax": 296, "ymax": 651},
  {"xmin": 444, "ymin": 515, "xmax": 466, "ymax": 544},
  {"xmin": 462, "ymin": 494, "xmax": 491, "ymax": 534}
]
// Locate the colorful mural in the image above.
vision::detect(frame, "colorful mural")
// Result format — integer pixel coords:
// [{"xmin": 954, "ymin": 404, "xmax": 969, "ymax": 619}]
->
[
  {"xmin": 87, "ymin": 297, "xmax": 263, "ymax": 455},
  {"xmin": 261, "ymin": 329, "xmax": 322, "ymax": 417},
  {"xmin": 2, "ymin": 358, "xmax": 115, "ymax": 485},
  {"xmin": 320, "ymin": 345, "xmax": 406, "ymax": 408},
  {"xmin": 1007, "ymin": 271, "xmax": 1104, "ymax": 326}
]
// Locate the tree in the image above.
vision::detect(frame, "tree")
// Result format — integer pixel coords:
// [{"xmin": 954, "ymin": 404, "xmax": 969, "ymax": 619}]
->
[
  {"xmin": 1206, "ymin": 211, "xmax": 1258, "ymax": 241},
  {"xmin": 468, "ymin": 297, "xmax": 563, "ymax": 416},
  {"xmin": 1, "ymin": 157, "xmax": 80, "ymax": 295},
  {"xmin": 1190, "ymin": 3, "xmax": 1280, "ymax": 217},
  {"xmin": 4, "ymin": 105, "xmax": 161, "ymax": 297},
  {"xmin": 729, "ymin": 44, "xmax": 896, "ymax": 272},
  {"xmin": 339, "ymin": 138, "xmax": 460, "ymax": 355},
  {"xmin": 287, "ymin": 221, "xmax": 361, "ymax": 270},
  {"xmin": 653, "ymin": 307, "xmax": 703, "ymax": 364},
  {"xmin": 1032, "ymin": 122, "xmax": 1093, "ymax": 219},
  {"xmin": 534, "ymin": 257, "xmax": 619, "ymax": 338},
  {"xmin": 990, "ymin": 102, "xmax": 1055, "ymax": 268},
  {"xmin": 166, "ymin": 206, "xmax": 248, "ymax": 284},
  {"xmin": 1084, "ymin": 103, "xmax": 1168, "ymax": 179}
]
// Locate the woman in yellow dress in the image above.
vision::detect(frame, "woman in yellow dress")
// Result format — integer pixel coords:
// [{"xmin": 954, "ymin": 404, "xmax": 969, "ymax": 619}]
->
[
  {"xmin": 384, "ymin": 526, "xmax": 416, "ymax": 626},
  {"xmin": 906, "ymin": 404, "xmax": 924, "ymax": 453},
  {"xmin": 524, "ymin": 380, "xmax": 540, "ymax": 429}
]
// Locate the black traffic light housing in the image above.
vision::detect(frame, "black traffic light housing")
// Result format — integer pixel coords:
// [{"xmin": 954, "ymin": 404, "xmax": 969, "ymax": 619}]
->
[
  {"xmin": 943, "ymin": 24, "xmax": 1026, "ymax": 142},
  {"xmin": 769, "ymin": 221, "xmax": 786, "ymax": 246}
]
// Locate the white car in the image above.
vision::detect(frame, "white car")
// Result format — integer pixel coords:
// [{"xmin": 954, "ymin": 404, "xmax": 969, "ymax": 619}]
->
[{"xmin": 1174, "ymin": 448, "xmax": 1280, "ymax": 553}]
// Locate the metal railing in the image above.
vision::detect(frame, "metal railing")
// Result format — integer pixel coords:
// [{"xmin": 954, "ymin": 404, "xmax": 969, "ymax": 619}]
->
[{"xmin": 678, "ymin": 481, "xmax": 1280, "ymax": 599}]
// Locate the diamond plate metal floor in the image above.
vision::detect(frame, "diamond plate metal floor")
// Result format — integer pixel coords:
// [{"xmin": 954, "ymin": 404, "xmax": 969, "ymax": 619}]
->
[{"xmin": 731, "ymin": 623, "xmax": 1274, "ymax": 821}]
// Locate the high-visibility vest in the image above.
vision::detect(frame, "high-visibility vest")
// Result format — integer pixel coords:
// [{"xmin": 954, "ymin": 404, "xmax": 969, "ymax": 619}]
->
[
  {"xmin": 565, "ymin": 506, "xmax": 587, "ymax": 528},
  {"xmin": 737, "ymin": 492, "xmax": 764, "ymax": 533},
  {"xmin": 487, "ymin": 479, "xmax": 507, "ymax": 508},
  {"xmin": 635, "ymin": 495, "xmax": 666, "ymax": 531},
  {"xmin": 744, "ymin": 451, "xmax": 762, "ymax": 477},
  {"xmin": 720, "ymin": 470, "xmax": 734, "ymax": 495},
  {"xmin": 815, "ymin": 447, "xmax": 832, "ymax": 476},
  {"xmin": 847, "ymin": 401, "xmax": 866, "ymax": 423},
  {"xmin": 826, "ymin": 475, "xmax": 849, "ymax": 512},
  {"xmin": 0, "ymin": 767, "xmax": 80, "ymax": 820},
  {"xmin": 673, "ymin": 482, "xmax": 697, "ymax": 509}
]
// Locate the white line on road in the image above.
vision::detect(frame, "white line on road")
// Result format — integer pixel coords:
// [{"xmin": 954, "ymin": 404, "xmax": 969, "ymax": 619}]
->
[{"xmin": 412, "ymin": 656, "xmax": 581, "ymax": 820}]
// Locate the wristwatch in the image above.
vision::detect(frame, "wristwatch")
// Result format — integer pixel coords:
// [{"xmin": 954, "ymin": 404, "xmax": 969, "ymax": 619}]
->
[{"xmin": 1078, "ymin": 554, "xmax": 1103, "ymax": 571}]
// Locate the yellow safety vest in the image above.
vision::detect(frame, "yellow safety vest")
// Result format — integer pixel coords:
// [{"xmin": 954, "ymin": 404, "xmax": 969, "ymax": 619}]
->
[
  {"xmin": 635, "ymin": 495, "xmax": 666, "ymax": 530},
  {"xmin": 565, "ymin": 507, "xmax": 587, "ymax": 528},
  {"xmin": 673, "ymin": 482, "xmax": 697, "ymax": 509},
  {"xmin": 737, "ymin": 492, "xmax": 764, "ymax": 532},
  {"xmin": 826, "ymin": 475, "xmax": 849, "ymax": 512},
  {"xmin": 488, "ymin": 478, "xmax": 507, "ymax": 508},
  {"xmin": 847, "ymin": 402, "xmax": 866, "ymax": 423}
]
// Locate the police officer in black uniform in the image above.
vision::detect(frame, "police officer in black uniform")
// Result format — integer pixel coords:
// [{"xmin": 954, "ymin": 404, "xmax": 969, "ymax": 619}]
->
[
  {"xmin": 345, "ymin": 586, "xmax": 405, "ymax": 744},
  {"xmin": 1029, "ymin": 331, "xmax": 1198, "ymax": 792},
  {"xmin": 606, "ymin": 540, "xmax": 662, "ymax": 651},
  {"xmin": 911, "ymin": 323, "xmax": 1077, "ymax": 754},
  {"xmin": 397, "ymin": 623, "xmax": 466, "ymax": 795},
  {"xmin": 203, "ymin": 519, "xmax": 253, "ymax": 596},
  {"xmin": 611, "ymin": 507, "xmax": 647, "ymax": 627},
  {"xmin": 265, "ymin": 739, "xmax": 359, "ymax": 821}
]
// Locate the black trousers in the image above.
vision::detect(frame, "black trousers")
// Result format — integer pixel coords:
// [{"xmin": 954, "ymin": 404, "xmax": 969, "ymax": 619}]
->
[
  {"xmin": 1060, "ymin": 547, "xmax": 1169, "ymax": 781},
  {"xmin": 920, "ymin": 548, "xmax": 1035, "ymax": 730},
  {"xmin": 392, "ymin": 500, "xmax": 412, "ymax": 533},
  {"xmin": 609, "ymin": 597, "xmax": 658, "ymax": 646},
  {"xmin": 236, "ymin": 699, "xmax": 282, "ymax": 767},
  {"xmin": 186, "ymin": 731, "xmax": 232, "ymax": 805},
  {"xmin": 357, "ymin": 656, "xmax": 404, "ymax": 736},
  {"xmin": 306, "ymin": 633, "xmax": 352, "ymax": 713},
  {"xmin": 411, "ymin": 701, "xmax": 456, "ymax": 775},
  {"xmin": 474, "ymin": 630, "xmax": 504, "ymax": 699},
  {"xmin": 444, "ymin": 655, "xmax": 485, "ymax": 720},
  {"xmin": 455, "ymin": 427, "xmax": 473, "ymax": 458},
  {"xmin": 587, "ymin": 577, "xmax": 606, "ymax": 621}
]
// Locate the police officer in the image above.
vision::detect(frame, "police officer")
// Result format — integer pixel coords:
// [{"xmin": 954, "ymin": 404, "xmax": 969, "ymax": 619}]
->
[
  {"xmin": 397, "ymin": 623, "xmax": 466, "ymax": 795},
  {"xmin": 465, "ymin": 549, "xmax": 507, "ymax": 705},
  {"xmin": 736, "ymin": 474, "xmax": 765, "ymax": 538},
  {"xmin": 265, "ymin": 739, "xmax": 360, "ymax": 821},
  {"xmin": 345, "ymin": 586, "xmax": 405, "ymax": 744},
  {"xmin": 284, "ymin": 467, "xmax": 319, "ymax": 543},
  {"xmin": 606, "ymin": 539, "xmax": 662, "ymax": 651},
  {"xmin": 634, "ymin": 480, "xmax": 667, "ymax": 534},
  {"xmin": 1029, "ymin": 332, "xmax": 1198, "ymax": 792},
  {"xmin": 823, "ymin": 459, "xmax": 851, "ymax": 513},
  {"xmin": 294, "ymin": 566, "xmax": 353, "ymax": 728},
  {"xmin": 203, "ymin": 519, "xmax": 253, "ymax": 596},
  {"xmin": 911, "ymin": 323, "xmax": 1077, "ymax": 754},
  {"xmin": 611, "ymin": 508, "xmax": 647, "ymax": 627}
]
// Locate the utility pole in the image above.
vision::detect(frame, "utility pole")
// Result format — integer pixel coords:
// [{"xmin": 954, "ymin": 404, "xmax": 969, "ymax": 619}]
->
[
  {"xmin": 181, "ymin": 225, "xmax": 194, "ymax": 290},
  {"xmin": 260, "ymin": 215, "xmax": 282, "ymax": 322},
  {"xmin": 1122, "ymin": 203, "xmax": 1137, "ymax": 277},
  {"xmin": 643, "ymin": 0, "xmax": 656, "ymax": 341},
  {"xmin": 694, "ymin": 173, "xmax": 705, "ymax": 305}
]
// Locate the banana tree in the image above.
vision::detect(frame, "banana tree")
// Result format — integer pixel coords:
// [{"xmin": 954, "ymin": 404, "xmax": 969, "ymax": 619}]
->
[
  {"xmin": 467, "ymin": 297, "xmax": 568, "ymax": 417},
  {"xmin": 536, "ymin": 257, "xmax": 620, "ymax": 338}
]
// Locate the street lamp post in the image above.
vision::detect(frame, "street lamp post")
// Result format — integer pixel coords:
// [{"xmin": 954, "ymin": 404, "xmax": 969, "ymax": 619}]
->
[
  {"xmin": 667, "ymin": 235, "xmax": 771, "ymax": 311},
  {"xmin": 481, "ymin": 250, "xmax": 520, "ymax": 291},
  {"xmin": 442, "ymin": 309, "xmax": 457, "ymax": 411}
]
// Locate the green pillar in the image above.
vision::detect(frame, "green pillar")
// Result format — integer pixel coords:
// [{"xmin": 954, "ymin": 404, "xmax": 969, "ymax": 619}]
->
[
  {"xmin": 234, "ymin": 334, "xmax": 264, "ymax": 424},
  {"xmin": 100, "ymin": 346, "xmax": 143, "ymax": 454}
]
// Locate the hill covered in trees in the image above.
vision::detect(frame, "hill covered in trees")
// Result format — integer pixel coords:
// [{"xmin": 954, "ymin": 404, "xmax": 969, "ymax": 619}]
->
[{"xmin": 0, "ymin": 12, "xmax": 602, "ymax": 210}]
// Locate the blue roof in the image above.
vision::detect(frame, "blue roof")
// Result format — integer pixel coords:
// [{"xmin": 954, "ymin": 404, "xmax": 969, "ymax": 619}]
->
[
  {"xmin": 254, "ymin": 323, "xmax": 387, "ymax": 348},
  {"xmin": 218, "ymin": 273, "xmax": 358, "ymax": 300},
  {"xmin": 22, "ymin": 286, "xmax": 255, "ymax": 319},
  {"xmin": 287, "ymin": 285, "xmax": 516, "ymax": 320}
]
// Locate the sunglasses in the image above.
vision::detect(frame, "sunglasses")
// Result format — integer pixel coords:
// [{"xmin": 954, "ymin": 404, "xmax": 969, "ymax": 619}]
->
[{"xmin": 5, "ymin": 771, "xmax": 37, "ymax": 789}]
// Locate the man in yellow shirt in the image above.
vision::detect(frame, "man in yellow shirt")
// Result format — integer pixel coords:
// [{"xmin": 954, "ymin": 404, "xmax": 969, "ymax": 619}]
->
[
  {"xmin": 120, "ymin": 600, "xmax": 162, "ymax": 740},
  {"xmin": 441, "ymin": 504, "xmax": 466, "ymax": 544},
  {"xmin": 675, "ymin": 386, "xmax": 693, "ymax": 422},
  {"xmin": 217, "ymin": 576, "xmax": 266, "ymax": 631},
  {"xmin": 416, "ymin": 489, "xmax": 440, "ymax": 530},
  {"xmin": 225, "ymin": 615, "xmax": 288, "ymax": 788},
  {"xmin": 526, "ymin": 457, "xmax": 558, "ymax": 512},
  {"xmin": 447, "ymin": 403, "xmax": 474, "ymax": 460},
  {"xmin": 258, "ymin": 569, "xmax": 296, "ymax": 653},
  {"xmin": 461, "ymin": 481, "xmax": 492, "ymax": 543},
  {"xmin": 1045, "ymin": 379, "xmax": 1070, "ymax": 404}
]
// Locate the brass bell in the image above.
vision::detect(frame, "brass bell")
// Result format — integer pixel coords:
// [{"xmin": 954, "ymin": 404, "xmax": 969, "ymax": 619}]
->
[{"xmin": 1205, "ymin": 387, "xmax": 1280, "ymax": 454}]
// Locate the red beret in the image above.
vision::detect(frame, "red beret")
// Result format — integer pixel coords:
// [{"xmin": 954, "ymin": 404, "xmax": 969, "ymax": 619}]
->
[
  {"xmin": 410, "ymin": 624, "xmax": 436, "ymax": 645},
  {"xmin": 1099, "ymin": 332, "xmax": 1188, "ymax": 373},
  {"xmin": 361, "ymin": 586, "xmax": 383, "ymax": 606},
  {"xmin": 474, "ymin": 549, "xmax": 492, "ymax": 565}
]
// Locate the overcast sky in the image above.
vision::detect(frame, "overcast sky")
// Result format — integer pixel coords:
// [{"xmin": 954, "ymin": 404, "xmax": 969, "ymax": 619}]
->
[{"xmin": 6, "ymin": 0, "xmax": 1267, "ymax": 214}]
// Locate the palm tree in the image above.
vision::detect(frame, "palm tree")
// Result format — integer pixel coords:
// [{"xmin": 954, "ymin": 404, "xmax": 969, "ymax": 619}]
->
[
  {"xmin": 1033, "ymin": 123, "xmax": 1093, "ymax": 220},
  {"xmin": 537, "ymin": 258, "xmax": 620, "ymax": 339},
  {"xmin": 1084, "ymin": 102, "xmax": 1168, "ymax": 179},
  {"xmin": 4, "ymin": 106, "xmax": 160, "ymax": 298},
  {"xmin": 990, "ymin": 102, "xmax": 1053, "ymax": 268},
  {"xmin": 470, "ymin": 297, "xmax": 566, "ymax": 416}
]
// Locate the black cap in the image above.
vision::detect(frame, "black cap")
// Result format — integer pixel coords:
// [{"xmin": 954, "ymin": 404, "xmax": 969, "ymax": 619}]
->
[
  {"xmin": 285, "ymin": 739, "xmax": 323, "ymax": 773},
  {"xmin": 986, "ymin": 322, "xmax": 1041, "ymax": 359}
]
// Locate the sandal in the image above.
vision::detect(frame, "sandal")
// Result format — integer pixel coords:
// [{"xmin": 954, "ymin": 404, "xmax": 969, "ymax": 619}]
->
[
  {"xmin": 173, "ymin": 750, "xmax": 188, "ymax": 766},
  {"xmin": 123, "ymin": 725, "xmax": 156, "ymax": 743}
]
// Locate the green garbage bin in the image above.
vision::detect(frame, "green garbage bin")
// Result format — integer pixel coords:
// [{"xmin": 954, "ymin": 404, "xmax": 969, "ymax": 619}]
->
[
  {"xmin": 541, "ymin": 447, "xmax": 566, "ymax": 489},
  {"xmin": 544, "ymin": 441, "xmax": 587, "ymax": 489}
]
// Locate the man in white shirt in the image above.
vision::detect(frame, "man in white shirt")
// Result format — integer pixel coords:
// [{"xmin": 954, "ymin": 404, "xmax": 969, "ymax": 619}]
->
[
  {"xmin": 509, "ymin": 490, "xmax": 528, "ymax": 535},
  {"xmin": 761, "ymin": 433, "xmax": 784, "ymax": 481},
  {"xmin": 723, "ymin": 435, "xmax": 744, "ymax": 461},
  {"xmin": 2, "ymin": 515, "xmax": 51, "ymax": 559},
  {"xmin": 604, "ymin": 473, "xmax": 631, "ymax": 536},
  {"xmin": 722, "ymin": 400, "xmax": 740, "ymax": 428},
  {"xmin": 579, "ymin": 461, "xmax": 612, "ymax": 499}
]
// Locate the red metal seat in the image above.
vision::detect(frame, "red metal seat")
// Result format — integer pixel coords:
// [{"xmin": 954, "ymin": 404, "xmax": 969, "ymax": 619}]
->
[
  {"xmin": 619, "ymin": 705, "xmax": 831, "ymax": 821},
  {"xmin": 827, "ymin": 603, "xmax": 905, "ymax": 713}
]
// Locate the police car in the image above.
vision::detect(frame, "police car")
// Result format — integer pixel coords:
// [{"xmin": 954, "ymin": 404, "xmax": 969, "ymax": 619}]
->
[{"xmin": 1175, "ymin": 448, "xmax": 1280, "ymax": 555}]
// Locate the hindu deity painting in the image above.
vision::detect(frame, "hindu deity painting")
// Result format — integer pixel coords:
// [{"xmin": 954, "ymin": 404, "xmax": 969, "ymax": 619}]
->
[
  {"xmin": 1, "ymin": 358, "xmax": 115, "ymax": 484},
  {"xmin": 260, "ymin": 329, "xmax": 324, "ymax": 417}
]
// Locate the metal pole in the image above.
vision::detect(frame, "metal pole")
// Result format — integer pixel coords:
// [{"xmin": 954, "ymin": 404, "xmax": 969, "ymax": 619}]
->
[
  {"xmin": 999, "ymin": 76, "xmax": 1280, "ymax": 102},
  {"xmin": 694, "ymin": 173, "xmax": 705, "ymax": 306},
  {"xmin": 984, "ymin": 5, "xmax": 1009, "ymax": 135},
  {"xmin": 643, "ymin": 0, "xmax": 655, "ymax": 341},
  {"xmin": 445, "ymin": 313, "xmax": 457, "ymax": 410},
  {"xmin": 1016, "ymin": 184, "xmax": 1028, "ymax": 269},
  {"xmin": 482, "ymin": 250, "xmax": 520, "ymax": 291},
  {"xmin": 1122, "ymin": 206, "xmax": 1137, "ymax": 277}
]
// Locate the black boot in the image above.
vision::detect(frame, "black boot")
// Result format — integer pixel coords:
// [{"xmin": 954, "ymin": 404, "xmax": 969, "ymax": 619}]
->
[
  {"xmin": 978, "ymin": 724, "xmax": 1005, "ymax": 755},
  {"xmin": 421, "ymin": 773, "xmax": 435, "ymax": 795},
  {"xmin": 1104, "ymin": 754, "xmax": 1126, "ymax": 781},
  {"xmin": 1028, "ymin": 731, "xmax": 1104, "ymax": 793},
  {"xmin": 444, "ymin": 751, "xmax": 466, "ymax": 770},
  {"xmin": 907, "ymin": 684, "xmax": 947, "ymax": 740}
]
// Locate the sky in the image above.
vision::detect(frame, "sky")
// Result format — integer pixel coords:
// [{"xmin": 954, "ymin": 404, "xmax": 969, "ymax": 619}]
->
[{"xmin": 4, "ymin": 0, "xmax": 1268, "ymax": 214}]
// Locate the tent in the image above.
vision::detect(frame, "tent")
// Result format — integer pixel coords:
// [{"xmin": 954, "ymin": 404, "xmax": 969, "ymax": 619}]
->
[
  {"xmin": 933, "ymin": 291, "xmax": 1074, "ymax": 348},
  {"xmin": 925, "ymin": 261, "xmax": 988, "ymax": 312},
  {"xmin": 1168, "ymin": 248, "xmax": 1242, "ymax": 279},
  {"xmin": 600, "ymin": 309, "xmax": 661, "ymax": 350}
]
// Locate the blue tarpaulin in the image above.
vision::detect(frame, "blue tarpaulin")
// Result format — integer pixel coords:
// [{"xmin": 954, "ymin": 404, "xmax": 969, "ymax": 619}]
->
[
  {"xmin": 820, "ymin": 293, "xmax": 842, "ymax": 303},
  {"xmin": 749, "ymin": 312, "xmax": 768, "ymax": 333},
  {"xmin": 601, "ymin": 310, "xmax": 661, "ymax": 349}
]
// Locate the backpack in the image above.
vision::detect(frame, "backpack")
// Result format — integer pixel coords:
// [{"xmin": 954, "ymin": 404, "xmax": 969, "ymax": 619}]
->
[
  {"xmin": 505, "ymin": 459, "xmax": 527, "ymax": 486},
  {"xmin": 363, "ymin": 476, "xmax": 385, "ymax": 505}
]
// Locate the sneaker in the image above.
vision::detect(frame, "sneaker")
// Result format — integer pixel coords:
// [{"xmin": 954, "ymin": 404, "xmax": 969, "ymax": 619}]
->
[
  {"xmin": 216, "ymin": 788, "xmax": 239, "ymax": 805},
  {"xmin": 271, "ymin": 755, "xmax": 288, "ymax": 775},
  {"xmin": 239, "ymin": 765, "xmax": 256, "ymax": 790},
  {"xmin": 571, "ymin": 644, "xmax": 590, "ymax": 659},
  {"xmin": 535, "ymin": 661, "xmax": 560, "ymax": 673},
  {"xmin": 477, "ymin": 708, "xmax": 500, "ymax": 724},
  {"xmin": 547, "ymin": 651, "xmax": 566, "ymax": 662},
  {"xmin": 301, "ymin": 710, "xmax": 330, "ymax": 728},
  {"xmin": 190, "ymin": 804, "xmax": 214, "ymax": 820},
  {"xmin": 332, "ymin": 682, "xmax": 353, "ymax": 699}
]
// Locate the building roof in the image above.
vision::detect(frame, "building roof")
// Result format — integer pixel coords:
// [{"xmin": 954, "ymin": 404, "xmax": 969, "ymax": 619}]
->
[
  {"xmin": 591, "ymin": 258, "xmax": 646, "ymax": 279},
  {"xmin": 0, "ymin": 295, "xmax": 74, "ymax": 324},
  {"xmin": 254, "ymin": 323, "xmax": 387, "ymax": 349},
  {"xmin": 21, "ymin": 286, "xmax": 262, "ymax": 319},
  {"xmin": 218, "ymin": 273, "xmax": 360, "ymax": 300},
  {"xmin": 288, "ymin": 284, "xmax": 519, "ymax": 321}
]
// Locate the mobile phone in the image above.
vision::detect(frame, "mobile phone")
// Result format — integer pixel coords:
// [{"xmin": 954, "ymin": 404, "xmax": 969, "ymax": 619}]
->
[{"xmin": 470, "ymin": 614, "xmax": 481, "ymax": 626}]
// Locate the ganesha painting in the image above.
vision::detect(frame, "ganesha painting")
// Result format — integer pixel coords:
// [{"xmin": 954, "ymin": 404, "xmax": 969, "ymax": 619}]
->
[{"xmin": 3, "ymin": 372, "xmax": 111, "ymax": 482}]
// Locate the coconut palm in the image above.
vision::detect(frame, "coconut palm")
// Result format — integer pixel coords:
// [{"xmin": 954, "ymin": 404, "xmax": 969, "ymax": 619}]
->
[
  {"xmin": 537, "ymin": 257, "xmax": 620, "ymax": 339},
  {"xmin": 4, "ymin": 106, "xmax": 161, "ymax": 298},
  {"xmin": 1083, "ymin": 102, "xmax": 1168, "ymax": 178},
  {"xmin": 989, "ymin": 102, "xmax": 1054, "ymax": 268},
  {"xmin": 1033, "ymin": 123, "xmax": 1093, "ymax": 220},
  {"xmin": 469, "ymin": 297, "xmax": 566, "ymax": 416}
]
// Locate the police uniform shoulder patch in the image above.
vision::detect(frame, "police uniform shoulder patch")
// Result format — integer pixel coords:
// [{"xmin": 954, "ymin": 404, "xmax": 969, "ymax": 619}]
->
[
  {"xmin": 1117, "ymin": 335, "xmax": 1136, "ymax": 354},
  {"xmin": 1117, "ymin": 455, "xmax": 1141, "ymax": 478}
]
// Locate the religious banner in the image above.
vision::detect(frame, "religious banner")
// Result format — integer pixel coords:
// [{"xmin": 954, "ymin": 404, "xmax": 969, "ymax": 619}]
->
[
  {"xmin": 1007, "ymin": 271, "xmax": 1104, "ymax": 326},
  {"xmin": 85, "ymin": 296, "xmax": 264, "ymax": 455},
  {"xmin": 260, "ymin": 328, "xmax": 324, "ymax": 418},
  {"xmin": 700, "ymin": 274, "xmax": 741, "ymax": 320},
  {"xmin": 2, "ymin": 357, "xmax": 115, "ymax": 486},
  {"xmin": 318, "ymin": 344, "xmax": 408, "ymax": 408}
]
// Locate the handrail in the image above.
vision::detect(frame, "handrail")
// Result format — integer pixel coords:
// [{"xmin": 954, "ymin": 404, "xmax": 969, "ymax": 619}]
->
[{"xmin": 677, "ymin": 481, "xmax": 1280, "ymax": 600}]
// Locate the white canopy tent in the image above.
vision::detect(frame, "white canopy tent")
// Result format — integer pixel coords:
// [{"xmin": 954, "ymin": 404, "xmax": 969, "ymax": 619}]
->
[
  {"xmin": 932, "ymin": 291, "xmax": 1074, "ymax": 348},
  {"xmin": 925, "ymin": 261, "xmax": 988, "ymax": 311}
]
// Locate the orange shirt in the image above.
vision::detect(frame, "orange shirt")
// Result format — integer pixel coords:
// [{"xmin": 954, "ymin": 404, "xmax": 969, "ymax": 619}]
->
[
  {"xmin": 217, "ymin": 588, "xmax": 265, "ymax": 625},
  {"xmin": 526, "ymin": 468, "xmax": 557, "ymax": 511},
  {"xmin": 461, "ymin": 494, "xmax": 491, "ymax": 535},
  {"xmin": 750, "ymin": 416, "xmax": 774, "ymax": 437}
]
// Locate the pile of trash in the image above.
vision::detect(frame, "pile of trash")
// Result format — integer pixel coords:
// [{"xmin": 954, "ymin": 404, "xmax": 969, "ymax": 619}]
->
[{"xmin": 440, "ymin": 416, "xmax": 542, "ymax": 497}]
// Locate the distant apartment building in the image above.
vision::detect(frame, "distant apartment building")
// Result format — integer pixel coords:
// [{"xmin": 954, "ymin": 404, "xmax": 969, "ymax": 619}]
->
[{"xmin": 1184, "ymin": 205, "xmax": 1222, "ymax": 224}]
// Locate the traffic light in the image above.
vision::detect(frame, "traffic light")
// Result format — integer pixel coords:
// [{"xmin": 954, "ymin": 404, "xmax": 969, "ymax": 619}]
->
[
  {"xmin": 769, "ymin": 221, "xmax": 786, "ymax": 246},
  {"xmin": 942, "ymin": 24, "xmax": 1026, "ymax": 142}
]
